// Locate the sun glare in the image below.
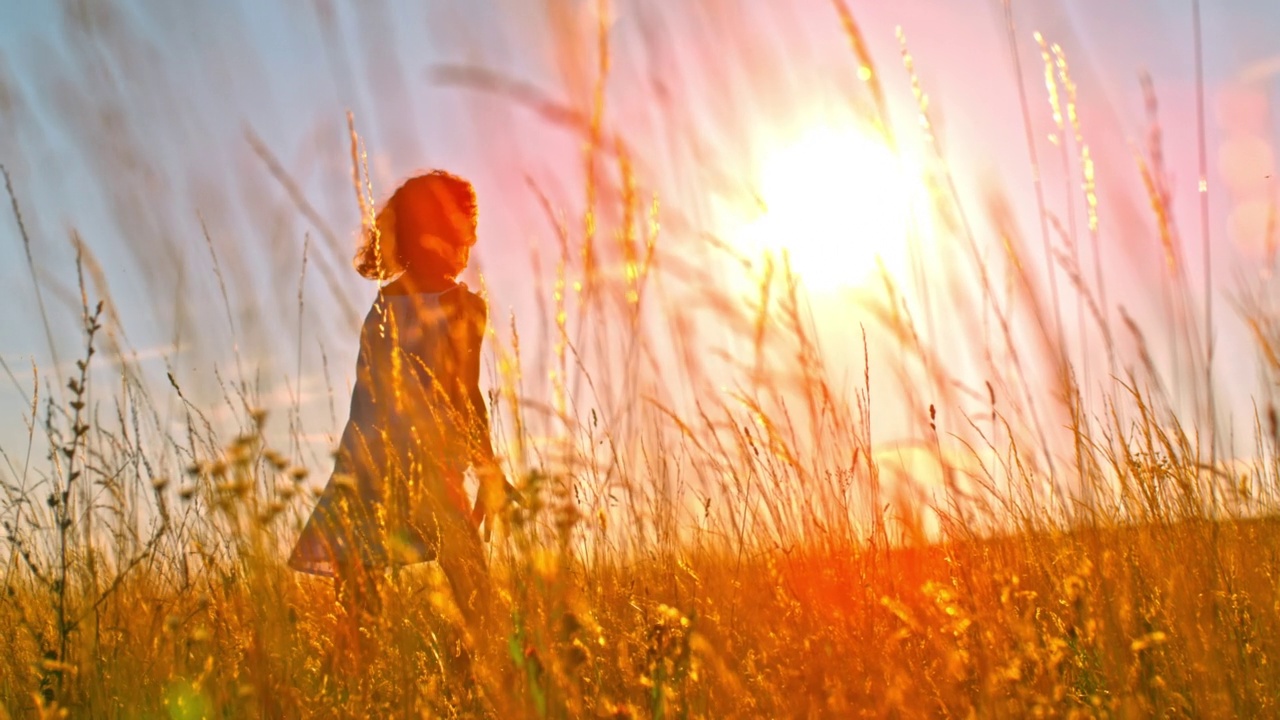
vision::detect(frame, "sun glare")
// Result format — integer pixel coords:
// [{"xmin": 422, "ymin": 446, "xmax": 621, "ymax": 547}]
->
[{"xmin": 732, "ymin": 125, "xmax": 928, "ymax": 292}]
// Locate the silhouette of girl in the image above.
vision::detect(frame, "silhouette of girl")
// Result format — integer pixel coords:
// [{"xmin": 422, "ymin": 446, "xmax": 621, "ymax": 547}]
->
[{"xmin": 290, "ymin": 170, "xmax": 510, "ymax": 645}]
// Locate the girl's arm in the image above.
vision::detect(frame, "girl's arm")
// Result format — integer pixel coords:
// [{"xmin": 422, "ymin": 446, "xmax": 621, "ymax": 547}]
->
[{"xmin": 455, "ymin": 289, "xmax": 512, "ymax": 536}]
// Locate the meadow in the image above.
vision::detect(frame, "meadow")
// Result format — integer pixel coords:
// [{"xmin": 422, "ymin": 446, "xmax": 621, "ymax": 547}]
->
[{"xmin": 2, "ymin": 2, "xmax": 1280, "ymax": 717}]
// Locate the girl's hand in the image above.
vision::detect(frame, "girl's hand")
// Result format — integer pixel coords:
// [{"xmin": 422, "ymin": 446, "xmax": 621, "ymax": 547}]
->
[{"xmin": 471, "ymin": 469, "xmax": 517, "ymax": 542}]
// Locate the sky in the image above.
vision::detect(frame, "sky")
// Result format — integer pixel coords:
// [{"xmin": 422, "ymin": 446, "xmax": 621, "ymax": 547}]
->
[{"xmin": 1, "ymin": 1, "xmax": 1279, "ymax": 495}]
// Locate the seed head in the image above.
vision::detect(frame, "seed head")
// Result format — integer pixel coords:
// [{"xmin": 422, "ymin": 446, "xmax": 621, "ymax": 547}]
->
[{"xmin": 263, "ymin": 449, "xmax": 288, "ymax": 472}]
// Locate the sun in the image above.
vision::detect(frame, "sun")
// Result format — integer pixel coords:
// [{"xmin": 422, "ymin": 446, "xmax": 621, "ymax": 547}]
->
[{"xmin": 731, "ymin": 125, "xmax": 929, "ymax": 292}]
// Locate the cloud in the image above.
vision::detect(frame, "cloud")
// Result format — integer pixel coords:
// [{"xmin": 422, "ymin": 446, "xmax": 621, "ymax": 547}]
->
[
  {"xmin": 1239, "ymin": 55, "xmax": 1280, "ymax": 85},
  {"xmin": 200, "ymin": 370, "xmax": 340, "ymax": 426},
  {"xmin": 1, "ymin": 342, "xmax": 183, "ymax": 387}
]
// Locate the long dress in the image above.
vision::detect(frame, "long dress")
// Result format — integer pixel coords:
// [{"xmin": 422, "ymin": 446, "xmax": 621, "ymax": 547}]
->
[{"xmin": 289, "ymin": 282, "xmax": 491, "ymax": 577}]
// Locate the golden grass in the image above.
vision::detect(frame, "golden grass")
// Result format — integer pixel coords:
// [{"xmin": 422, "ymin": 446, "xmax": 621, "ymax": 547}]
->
[{"xmin": 6, "ymin": 505, "xmax": 1280, "ymax": 717}]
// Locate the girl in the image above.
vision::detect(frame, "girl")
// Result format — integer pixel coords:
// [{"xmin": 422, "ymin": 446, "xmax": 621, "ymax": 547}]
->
[{"xmin": 290, "ymin": 170, "xmax": 510, "ymax": 644}]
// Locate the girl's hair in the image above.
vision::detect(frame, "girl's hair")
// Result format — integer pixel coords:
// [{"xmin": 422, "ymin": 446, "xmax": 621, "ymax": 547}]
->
[{"xmin": 354, "ymin": 170, "xmax": 478, "ymax": 281}]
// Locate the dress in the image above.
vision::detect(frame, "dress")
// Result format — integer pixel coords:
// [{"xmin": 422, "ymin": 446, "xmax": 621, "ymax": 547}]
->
[{"xmin": 289, "ymin": 282, "xmax": 491, "ymax": 577}]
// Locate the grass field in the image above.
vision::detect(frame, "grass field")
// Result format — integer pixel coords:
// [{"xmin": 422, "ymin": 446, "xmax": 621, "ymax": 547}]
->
[{"xmin": 3, "ymin": 2, "xmax": 1280, "ymax": 718}]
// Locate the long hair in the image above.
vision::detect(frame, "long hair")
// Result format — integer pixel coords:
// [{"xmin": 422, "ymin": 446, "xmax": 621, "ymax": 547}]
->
[{"xmin": 354, "ymin": 170, "xmax": 478, "ymax": 281}]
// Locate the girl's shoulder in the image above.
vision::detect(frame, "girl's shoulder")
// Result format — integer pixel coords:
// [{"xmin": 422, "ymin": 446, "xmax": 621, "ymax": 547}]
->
[
  {"xmin": 443, "ymin": 282, "xmax": 488, "ymax": 321},
  {"xmin": 368, "ymin": 280, "xmax": 487, "ymax": 332}
]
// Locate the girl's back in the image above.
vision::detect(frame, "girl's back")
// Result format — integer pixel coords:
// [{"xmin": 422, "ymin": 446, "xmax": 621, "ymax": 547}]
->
[{"xmin": 354, "ymin": 282, "xmax": 489, "ymax": 476}]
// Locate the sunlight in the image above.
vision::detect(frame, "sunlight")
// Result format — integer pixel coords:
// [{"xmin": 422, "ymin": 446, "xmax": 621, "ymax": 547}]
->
[{"xmin": 732, "ymin": 124, "xmax": 929, "ymax": 292}]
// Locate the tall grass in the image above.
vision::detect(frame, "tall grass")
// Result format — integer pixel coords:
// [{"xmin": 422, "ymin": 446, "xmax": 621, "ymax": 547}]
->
[{"xmin": 2, "ymin": 1, "xmax": 1279, "ymax": 717}]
